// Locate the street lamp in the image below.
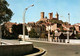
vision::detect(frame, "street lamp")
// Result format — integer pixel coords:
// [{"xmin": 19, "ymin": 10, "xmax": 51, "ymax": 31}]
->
[
  {"xmin": 67, "ymin": 13, "xmax": 70, "ymax": 43},
  {"xmin": 48, "ymin": 25, "xmax": 50, "ymax": 41},
  {"xmin": 60, "ymin": 13, "xmax": 70, "ymax": 43},
  {"xmin": 23, "ymin": 4, "xmax": 34, "ymax": 41},
  {"xmin": 48, "ymin": 23, "xmax": 52, "ymax": 42}
]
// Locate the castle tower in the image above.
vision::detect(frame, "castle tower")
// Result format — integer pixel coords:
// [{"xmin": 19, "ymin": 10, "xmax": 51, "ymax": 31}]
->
[
  {"xmin": 48, "ymin": 12, "xmax": 53, "ymax": 19},
  {"xmin": 41, "ymin": 12, "xmax": 44, "ymax": 19},
  {"xmin": 55, "ymin": 12, "xmax": 59, "ymax": 20}
]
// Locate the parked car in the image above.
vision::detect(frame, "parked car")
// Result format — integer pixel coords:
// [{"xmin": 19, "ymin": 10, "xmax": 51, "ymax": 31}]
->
[{"xmin": 18, "ymin": 35, "xmax": 30, "ymax": 41}]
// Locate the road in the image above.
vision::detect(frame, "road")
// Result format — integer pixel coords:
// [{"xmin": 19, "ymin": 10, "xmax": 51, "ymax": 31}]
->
[
  {"xmin": 1, "ymin": 39, "xmax": 80, "ymax": 56},
  {"xmin": 31, "ymin": 41, "xmax": 80, "ymax": 56}
]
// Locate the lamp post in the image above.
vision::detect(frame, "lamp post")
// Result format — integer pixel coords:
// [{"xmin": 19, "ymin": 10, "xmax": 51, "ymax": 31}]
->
[
  {"xmin": 48, "ymin": 25, "xmax": 50, "ymax": 41},
  {"xmin": 23, "ymin": 4, "xmax": 34, "ymax": 41},
  {"xmin": 67, "ymin": 13, "xmax": 70, "ymax": 43},
  {"xmin": 60, "ymin": 13, "xmax": 70, "ymax": 43},
  {"xmin": 48, "ymin": 23, "xmax": 52, "ymax": 42}
]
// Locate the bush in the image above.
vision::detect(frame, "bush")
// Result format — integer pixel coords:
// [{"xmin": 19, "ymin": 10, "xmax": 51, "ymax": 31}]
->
[
  {"xmin": 29, "ymin": 29, "xmax": 38, "ymax": 38},
  {"xmin": 40, "ymin": 33, "xmax": 47, "ymax": 38}
]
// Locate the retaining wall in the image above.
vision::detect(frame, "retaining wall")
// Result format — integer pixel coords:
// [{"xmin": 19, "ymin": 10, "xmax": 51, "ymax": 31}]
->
[{"xmin": 0, "ymin": 42, "xmax": 33, "ymax": 56}]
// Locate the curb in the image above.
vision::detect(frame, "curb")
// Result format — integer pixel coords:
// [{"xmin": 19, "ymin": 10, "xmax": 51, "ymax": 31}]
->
[
  {"xmin": 25, "ymin": 47, "xmax": 46, "ymax": 56},
  {"xmin": 27, "ymin": 40, "xmax": 80, "ymax": 45}
]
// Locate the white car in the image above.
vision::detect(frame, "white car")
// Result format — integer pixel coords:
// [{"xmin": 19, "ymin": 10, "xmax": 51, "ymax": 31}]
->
[{"xmin": 18, "ymin": 35, "xmax": 30, "ymax": 41}]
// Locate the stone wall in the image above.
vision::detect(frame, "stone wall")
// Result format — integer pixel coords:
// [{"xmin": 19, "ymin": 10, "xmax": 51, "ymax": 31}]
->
[
  {"xmin": 0, "ymin": 25, "xmax": 2, "ymax": 44},
  {"xmin": 0, "ymin": 43, "xmax": 33, "ymax": 56}
]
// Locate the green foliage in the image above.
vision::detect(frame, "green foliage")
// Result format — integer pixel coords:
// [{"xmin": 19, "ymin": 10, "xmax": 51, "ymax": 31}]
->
[
  {"xmin": 49, "ymin": 20, "xmax": 63, "ymax": 24},
  {"xmin": 75, "ymin": 33, "xmax": 80, "ymax": 39},
  {"xmin": 1, "ymin": 24, "xmax": 28, "ymax": 39},
  {"xmin": 40, "ymin": 33, "xmax": 47, "ymax": 38},
  {"xmin": 37, "ymin": 21, "xmax": 45, "ymax": 24},
  {"xmin": 53, "ymin": 32, "xmax": 55, "ymax": 39},
  {"xmin": 29, "ymin": 29, "xmax": 38, "ymax": 38},
  {"xmin": 72, "ymin": 26, "xmax": 76, "ymax": 31},
  {"xmin": 12, "ymin": 24, "xmax": 28, "ymax": 38},
  {"xmin": 59, "ymin": 26, "xmax": 64, "ymax": 31},
  {"xmin": 45, "ymin": 16, "xmax": 47, "ymax": 18},
  {"xmin": 63, "ymin": 22, "xmax": 68, "ymax": 25},
  {"xmin": 0, "ymin": 0, "xmax": 13, "ymax": 24},
  {"xmin": 12, "ymin": 24, "xmax": 28, "ymax": 35},
  {"xmin": 1, "ymin": 24, "xmax": 17, "ymax": 39}
]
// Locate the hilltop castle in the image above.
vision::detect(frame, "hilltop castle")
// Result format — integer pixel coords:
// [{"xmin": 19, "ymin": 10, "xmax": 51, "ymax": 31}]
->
[{"xmin": 39, "ymin": 12, "xmax": 59, "ymax": 21}]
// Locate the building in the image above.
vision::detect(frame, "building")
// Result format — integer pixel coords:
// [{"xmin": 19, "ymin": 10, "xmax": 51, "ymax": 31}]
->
[
  {"xmin": 26, "ymin": 22, "xmax": 46, "ymax": 36},
  {"xmin": 46, "ymin": 23, "xmax": 61, "ymax": 32},
  {"xmin": 4, "ymin": 22, "xmax": 17, "ymax": 33},
  {"xmin": 39, "ymin": 12, "xmax": 47, "ymax": 21},
  {"xmin": 74, "ymin": 23, "xmax": 80, "ymax": 33},
  {"xmin": 39, "ymin": 12, "xmax": 59, "ymax": 22},
  {"xmin": 54, "ymin": 31, "xmax": 76, "ymax": 42}
]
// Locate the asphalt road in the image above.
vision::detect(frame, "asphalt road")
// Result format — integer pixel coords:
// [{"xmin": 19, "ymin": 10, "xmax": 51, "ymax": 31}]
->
[{"xmin": 31, "ymin": 41, "xmax": 80, "ymax": 56}]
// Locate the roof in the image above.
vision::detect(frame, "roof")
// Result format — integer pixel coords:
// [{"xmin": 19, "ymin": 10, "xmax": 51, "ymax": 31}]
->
[
  {"xmin": 74, "ymin": 23, "xmax": 80, "ymax": 26},
  {"xmin": 5, "ymin": 22, "xmax": 17, "ymax": 28}
]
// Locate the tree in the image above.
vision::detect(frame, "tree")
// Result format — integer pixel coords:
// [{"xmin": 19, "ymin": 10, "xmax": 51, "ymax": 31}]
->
[
  {"xmin": 75, "ymin": 33, "xmax": 80, "ymax": 39},
  {"xmin": 12, "ymin": 24, "xmax": 28, "ymax": 38},
  {"xmin": 29, "ymin": 29, "xmax": 38, "ymax": 38},
  {"xmin": 59, "ymin": 26, "xmax": 64, "ymax": 31},
  {"xmin": 40, "ymin": 33, "xmax": 47, "ymax": 38},
  {"xmin": 72, "ymin": 26, "xmax": 76, "ymax": 31},
  {"xmin": 17, "ymin": 24, "xmax": 28, "ymax": 35},
  {"xmin": 53, "ymin": 32, "xmax": 55, "ymax": 39},
  {"xmin": 45, "ymin": 16, "xmax": 47, "ymax": 18},
  {"xmin": 0, "ymin": 0, "xmax": 13, "ymax": 24},
  {"xmin": 36, "ymin": 21, "xmax": 45, "ymax": 24},
  {"xmin": 1, "ymin": 23, "xmax": 28, "ymax": 39},
  {"xmin": 1, "ymin": 24, "xmax": 14, "ymax": 39},
  {"xmin": 1, "ymin": 24, "xmax": 9, "ymax": 38}
]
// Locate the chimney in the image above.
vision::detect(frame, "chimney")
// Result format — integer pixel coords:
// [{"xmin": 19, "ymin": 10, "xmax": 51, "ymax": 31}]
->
[
  {"xmin": 48, "ymin": 12, "xmax": 53, "ymax": 19},
  {"xmin": 41, "ymin": 12, "xmax": 44, "ymax": 19}
]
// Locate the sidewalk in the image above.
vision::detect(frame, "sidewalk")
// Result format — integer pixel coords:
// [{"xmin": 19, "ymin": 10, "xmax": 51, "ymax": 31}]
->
[
  {"xmin": 27, "ymin": 39, "xmax": 80, "ymax": 45},
  {"xmin": 1, "ymin": 39, "xmax": 80, "ymax": 45}
]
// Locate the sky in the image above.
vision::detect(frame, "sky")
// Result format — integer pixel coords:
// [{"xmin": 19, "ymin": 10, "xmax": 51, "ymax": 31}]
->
[{"xmin": 6, "ymin": 0, "xmax": 80, "ymax": 25}]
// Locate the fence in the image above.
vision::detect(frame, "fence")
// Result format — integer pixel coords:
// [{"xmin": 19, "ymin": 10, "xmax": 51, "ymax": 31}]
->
[
  {"xmin": 30, "ymin": 38, "xmax": 65, "ymax": 43},
  {"xmin": 30, "ymin": 38, "xmax": 48, "ymax": 41},
  {"xmin": 30, "ymin": 38, "xmax": 80, "ymax": 44}
]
